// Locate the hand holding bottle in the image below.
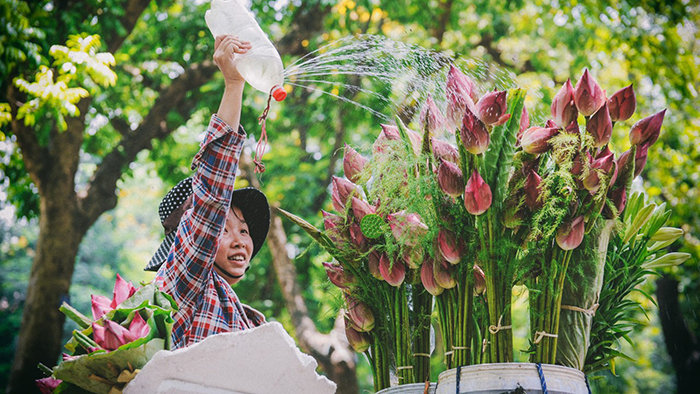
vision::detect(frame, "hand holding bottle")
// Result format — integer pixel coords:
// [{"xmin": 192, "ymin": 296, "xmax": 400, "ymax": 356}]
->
[{"xmin": 213, "ymin": 35, "xmax": 252, "ymax": 86}]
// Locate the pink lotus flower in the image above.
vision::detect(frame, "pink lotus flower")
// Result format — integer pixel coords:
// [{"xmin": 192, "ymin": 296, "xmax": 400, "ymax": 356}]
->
[
  {"xmin": 407, "ymin": 128, "xmax": 424, "ymax": 155},
  {"xmin": 91, "ymin": 274, "xmax": 137, "ymax": 321},
  {"xmin": 343, "ymin": 144, "xmax": 368, "ymax": 183},
  {"xmin": 524, "ymin": 170, "xmax": 543, "ymax": 210},
  {"xmin": 607, "ymin": 84, "xmax": 636, "ymax": 122},
  {"xmin": 565, "ymin": 118, "xmax": 580, "ymax": 134},
  {"xmin": 432, "ymin": 138, "xmax": 460, "ymax": 164},
  {"xmin": 517, "ymin": 106, "xmax": 530, "ymax": 145},
  {"xmin": 373, "ymin": 124, "xmax": 402, "ymax": 153},
  {"xmin": 420, "ymin": 259, "xmax": 444, "ymax": 296},
  {"xmin": 402, "ymin": 246, "xmax": 424, "ymax": 269},
  {"xmin": 387, "ymin": 211, "xmax": 428, "ymax": 246},
  {"xmin": 629, "ymin": 109, "xmax": 666, "ymax": 147},
  {"xmin": 446, "ymin": 65, "xmax": 479, "ymax": 131},
  {"xmin": 460, "ymin": 106, "xmax": 490, "ymax": 154},
  {"xmin": 476, "ymin": 90, "xmax": 511, "ymax": 126},
  {"xmin": 323, "ymin": 262, "xmax": 356, "ymax": 289},
  {"xmin": 36, "ymin": 377, "xmax": 62, "ymax": 394},
  {"xmin": 344, "ymin": 317, "xmax": 371, "ymax": 352},
  {"xmin": 473, "ymin": 265, "xmax": 486, "ymax": 295},
  {"xmin": 587, "ymin": 101, "xmax": 613, "ymax": 147},
  {"xmin": 464, "ymin": 170, "xmax": 492, "ymax": 216},
  {"xmin": 322, "ymin": 210, "xmax": 346, "ymax": 244},
  {"xmin": 615, "ymin": 147, "xmax": 635, "ymax": 185},
  {"xmin": 379, "ymin": 253, "xmax": 406, "ymax": 286},
  {"xmin": 419, "ymin": 94, "xmax": 446, "ymax": 135},
  {"xmin": 434, "ymin": 259, "xmax": 457, "ymax": 289},
  {"xmin": 351, "ymin": 197, "xmax": 375, "ymax": 222},
  {"xmin": 437, "ymin": 228, "xmax": 462, "ymax": 264},
  {"xmin": 345, "ymin": 295, "xmax": 375, "ymax": 332},
  {"xmin": 437, "ymin": 159, "xmax": 465, "ymax": 198},
  {"xmin": 556, "ymin": 216, "xmax": 585, "ymax": 250},
  {"xmin": 574, "ymin": 68, "xmax": 606, "ymax": 117},
  {"xmin": 603, "ymin": 187, "xmax": 627, "ymax": 219},
  {"xmin": 634, "ymin": 142, "xmax": 650, "ymax": 178},
  {"xmin": 368, "ymin": 251, "xmax": 384, "ymax": 280},
  {"xmin": 520, "ymin": 127, "xmax": 559, "ymax": 155},
  {"xmin": 551, "ymin": 79, "xmax": 579, "ymax": 128},
  {"xmin": 92, "ymin": 313, "xmax": 150, "ymax": 351},
  {"xmin": 349, "ymin": 223, "xmax": 368, "ymax": 250},
  {"xmin": 583, "ymin": 148, "xmax": 616, "ymax": 193},
  {"xmin": 331, "ymin": 176, "xmax": 360, "ymax": 213}
]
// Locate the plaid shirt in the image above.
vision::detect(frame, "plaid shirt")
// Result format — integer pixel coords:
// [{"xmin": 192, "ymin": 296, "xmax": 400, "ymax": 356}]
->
[{"xmin": 155, "ymin": 115, "xmax": 265, "ymax": 350}]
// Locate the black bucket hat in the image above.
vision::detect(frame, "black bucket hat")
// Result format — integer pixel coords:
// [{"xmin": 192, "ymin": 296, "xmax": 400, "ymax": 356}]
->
[{"xmin": 145, "ymin": 177, "xmax": 270, "ymax": 272}]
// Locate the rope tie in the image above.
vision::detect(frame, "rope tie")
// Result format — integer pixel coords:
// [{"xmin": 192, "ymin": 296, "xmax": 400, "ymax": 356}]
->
[
  {"xmin": 413, "ymin": 353, "xmax": 431, "ymax": 358},
  {"xmin": 536, "ymin": 363, "xmax": 549, "ymax": 394},
  {"xmin": 561, "ymin": 303, "xmax": 599, "ymax": 317},
  {"xmin": 253, "ymin": 89, "xmax": 274, "ymax": 173},
  {"xmin": 396, "ymin": 366, "xmax": 413, "ymax": 371},
  {"xmin": 533, "ymin": 331, "xmax": 558, "ymax": 344},
  {"xmin": 488, "ymin": 315, "xmax": 512, "ymax": 335},
  {"xmin": 444, "ymin": 350, "xmax": 454, "ymax": 357},
  {"xmin": 481, "ymin": 338, "xmax": 489, "ymax": 354}
]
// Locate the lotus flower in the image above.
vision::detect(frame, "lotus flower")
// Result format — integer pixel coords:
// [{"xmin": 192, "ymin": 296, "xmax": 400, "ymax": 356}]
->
[
  {"xmin": 420, "ymin": 259, "xmax": 444, "ymax": 296},
  {"xmin": 607, "ymin": 84, "xmax": 636, "ymax": 122},
  {"xmin": 91, "ymin": 274, "xmax": 137, "ymax": 320},
  {"xmin": 432, "ymin": 138, "xmax": 460, "ymax": 164},
  {"xmin": 587, "ymin": 101, "xmax": 613, "ymax": 147},
  {"xmin": 460, "ymin": 106, "xmax": 490, "ymax": 154},
  {"xmin": 434, "ymin": 259, "xmax": 457, "ymax": 289},
  {"xmin": 36, "ymin": 377, "xmax": 62, "ymax": 394},
  {"xmin": 349, "ymin": 223, "xmax": 368, "ymax": 250},
  {"xmin": 574, "ymin": 68, "xmax": 606, "ymax": 117},
  {"xmin": 603, "ymin": 186, "xmax": 627, "ymax": 219},
  {"xmin": 368, "ymin": 251, "xmax": 384, "ymax": 280},
  {"xmin": 373, "ymin": 124, "xmax": 402, "ymax": 153},
  {"xmin": 322, "ymin": 210, "xmax": 346, "ymax": 244},
  {"xmin": 517, "ymin": 106, "xmax": 530, "ymax": 144},
  {"xmin": 524, "ymin": 170, "xmax": 543, "ymax": 210},
  {"xmin": 92, "ymin": 313, "xmax": 150, "ymax": 351},
  {"xmin": 419, "ymin": 94, "xmax": 446, "ymax": 135},
  {"xmin": 583, "ymin": 148, "xmax": 615, "ymax": 193},
  {"xmin": 343, "ymin": 144, "xmax": 368, "ymax": 183},
  {"xmin": 387, "ymin": 211, "xmax": 428, "ymax": 246},
  {"xmin": 464, "ymin": 170, "xmax": 492, "ymax": 216},
  {"xmin": 437, "ymin": 228, "xmax": 462, "ymax": 264},
  {"xmin": 556, "ymin": 216, "xmax": 585, "ymax": 250},
  {"xmin": 473, "ymin": 264, "xmax": 486, "ymax": 295},
  {"xmin": 403, "ymin": 246, "xmax": 424, "ymax": 270},
  {"xmin": 406, "ymin": 129, "xmax": 423, "ymax": 155},
  {"xmin": 344, "ymin": 317, "xmax": 371, "ymax": 352},
  {"xmin": 634, "ymin": 142, "xmax": 650, "ymax": 178},
  {"xmin": 323, "ymin": 262, "xmax": 356, "ymax": 289},
  {"xmin": 437, "ymin": 159, "xmax": 465, "ymax": 198},
  {"xmin": 551, "ymin": 79, "xmax": 579, "ymax": 128},
  {"xmin": 629, "ymin": 109, "xmax": 666, "ymax": 147},
  {"xmin": 615, "ymin": 147, "xmax": 635, "ymax": 186},
  {"xmin": 351, "ymin": 197, "xmax": 375, "ymax": 222},
  {"xmin": 476, "ymin": 90, "xmax": 510, "ymax": 126},
  {"xmin": 345, "ymin": 295, "xmax": 375, "ymax": 332},
  {"xmin": 331, "ymin": 176, "xmax": 360, "ymax": 212},
  {"xmin": 565, "ymin": 118, "xmax": 580, "ymax": 134},
  {"xmin": 446, "ymin": 65, "xmax": 479, "ymax": 130},
  {"xmin": 520, "ymin": 127, "xmax": 559, "ymax": 155},
  {"xmin": 379, "ymin": 253, "xmax": 406, "ymax": 286}
]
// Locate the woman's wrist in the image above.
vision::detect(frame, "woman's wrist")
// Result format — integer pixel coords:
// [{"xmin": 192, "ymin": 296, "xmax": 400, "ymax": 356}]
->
[{"xmin": 224, "ymin": 78, "xmax": 246, "ymax": 90}]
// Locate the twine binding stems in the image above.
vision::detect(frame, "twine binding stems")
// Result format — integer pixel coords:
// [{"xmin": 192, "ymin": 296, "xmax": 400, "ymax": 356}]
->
[
  {"xmin": 533, "ymin": 331, "xmax": 558, "ymax": 344},
  {"xmin": 413, "ymin": 353, "xmax": 431, "ymax": 358},
  {"xmin": 488, "ymin": 315, "xmax": 512, "ymax": 335},
  {"xmin": 561, "ymin": 303, "xmax": 599, "ymax": 317}
]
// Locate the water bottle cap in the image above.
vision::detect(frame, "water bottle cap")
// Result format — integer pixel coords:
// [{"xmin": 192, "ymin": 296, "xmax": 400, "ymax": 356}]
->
[{"xmin": 272, "ymin": 85, "xmax": 287, "ymax": 101}]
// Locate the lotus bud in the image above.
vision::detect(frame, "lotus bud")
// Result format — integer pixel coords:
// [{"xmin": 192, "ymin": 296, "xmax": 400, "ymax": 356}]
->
[
  {"xmin": 93, "ymin": 320, "xmax": 131, "ymax": 351},
  {"xmin": 432, "ymin": 138, "xmax": 460, "ymax": 164},
  {"xmin": 587, "ymin": 101, "xmax": 613, "ymax": 147},
  {"xmin": 545, "ymin": 119, "xmax": 558, "ymax": 129},
  {"xmin": 322, "ymin": 210, "xmax": 347, "ymax": 244},
  {"xmin": 379, "ymin": 253, "xmax": 406, "ymax": 286},
  {"xmin": 407, "ymin": 129, "xmax": 423, "ymax": 155},
  {"xmin": 35, "ymin": 377, "xmax": 62, "ymax": 394},
  {"xmin": 437, "ymin": 159, "xmax": 465, "ymax": 198},
  {"xmin": 387, "ymin": 211, "xmax": 429, "ymax": 246},
  {"xmin": 476, "ymin": 90, "xmax": 511, "ymax": 126},
  {"xmin": 565, "ymin": 118, "xmax": 580, "ymax": 134},
  {"xmin": 351, "ymin": 197, "xmax": 375, "ymax": 222},
  {"xmin": 349, "ymin": 223, "xmax": 368, "ymax": 251},
  {"xmin": 517, "ymin": 106, "xmax": 530, "ymax": 145},
  {"xmin": 524, "ymin": 170, "xmax": 543, "ymax": 210},
  {"xmin": 331, "ymin": 176, "xmax": 360, "ymax": 212},
  {"xmin": 473, "ymin": 264, "xmax": 486, "ymax": 295},
  {"xmin": 419, "ymin": 94, "xmax": 446, "ymax": 135},
  {"xmin": 460, "ymin": 106, "xmax": 490, "ymax": 154},
  {"xmin": 551, "ymin": 79, "xmax": 579, "ymax": 128},
  {"xmin": 520, "ymin": 127, "xmax": 559, "ymax": 155},
  {"xmin": 583, "ymin": 149, "xmax": 615, "ymax": 193},
  {"xmin": 109, "ymin": 274, "xmax": 137, "ymax": 310},
  {"xmin": 602, "ymin": 187, "xmax": 627, "ymax": 219},
  {"xmin": 437, "ymin": 228, "xmax": 462, "ymax": 264},
  {"xmin": 446, "ymin": 65, "xmax": 479, "ymax": 130},
  {"xmin": 368, "ymin": 252, "xmax": 384, "ymax": 280},
  {"xmin": 323, "ymin": 262, "xmax": 356, "ymax": 289},
  {"xmin": 556, "ymin": 216, "xmax": 585, "ymax": 250},
  {"xmin": 128, "ymin": 312, "xmax": 150, "ymax": 340},
  {"xmin": 464, "ymin": 170, "xmax": 492, "ymax": 216},
  {"xmin": 403, "ymin": 246, "xmax": 424, "ymax": 270},
  {"xmin": 608, "ymin": 84, "xmax": 636, "ymax": 122},
  {"xmin": 434, "ymin": 259, "xmax": 457, "ymax": 289},
  {"xmin": 343, "ymin": 144, "xmax": 368, "ymax": 183},
  {"xmin": 421, "ymin": 259, "xmax": 444, "ymax": 296},
  {"xmin": 574, "ymin": 68, "xmax": 607, "ymax": 117},
  {"xmin": 571, "ymin": 152, "xmax": 586, "ymax": 181},
  {"xmin": 629, "ymin": 109, "xmax": 666, "ymax": 147},
  {"xmin": 91, "ymin": 294, "xmax": 112, "ymax": 321},
  {"xmin": 344, "ymin": 317, "xmax": 371, "ymax": 352},
  {"xmin": 373, "ymin": 124, "xmax": 402, "ymax": 153},
  {"xmin": 345, "ymin": 295, "xmax": 375, "ymax": 332},
  {"xmin": 634, "ymin": 142, "xmax": 650, "ymax": 178}
]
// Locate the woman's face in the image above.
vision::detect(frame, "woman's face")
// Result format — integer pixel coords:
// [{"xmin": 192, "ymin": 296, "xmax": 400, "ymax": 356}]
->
[{"xmin": 214, "ymin": 205, "xmax": 254, "ymax": 285}]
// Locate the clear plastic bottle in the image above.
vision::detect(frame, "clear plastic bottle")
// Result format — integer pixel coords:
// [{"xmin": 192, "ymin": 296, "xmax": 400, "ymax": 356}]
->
[{"xmin": 205, "ymin": 0, "xmax": 286, "ymax": 101}]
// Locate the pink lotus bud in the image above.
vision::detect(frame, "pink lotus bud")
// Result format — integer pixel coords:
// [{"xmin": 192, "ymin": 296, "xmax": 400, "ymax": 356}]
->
[
  {"xmin": 419, "ymin": 94, "xmax": 446, "ymax": 135},
  {"xmin": 91, "ymin": 294, "xmax": 112, "ymax": 321},
  {"xmin": 476, "ymin": 90, "xmax": 511, "ymax": 126},
  {"xmin": 473, "ymin": 264, "xmax": 486, "ymax": 295},
  {"xmin": 322, "ymin": 210, "xmax": 346, "ymax": 244},
  {"xmin": 608, "ymin": 84, "xmax": 636, "ymax": 122},
  {"xmin": 343, "ymin": 144, "xmax": 368, "ymax": 183},
  {"xmin": 615, "ymin": 148, "xmax": 635, "ymax": 185},
  {"xmin": 545, "ymin": 119, "xmax": 558, "ymax": 129},
  {"xmin": 574, "ymin": 68, "xmax": 607, "ymax": 117},
  {"xmin": 434, "ymin": 259, "xmax": 457, "ymax": 289},
  {"xmin": 634, "ymin": 142, "xmax": 650, "ymax": 178},
  {"xmin": 421, "ymin": 259, "xmax": 444, "ymax": 296},
  {"xmin": 437, "ymin": 159, "xmax": 465, "ymax": 198},
  {"xmin": 128, "ymin": 312, "xmax": 150, "ymax": 340},
  {"xmin": 344, "ymin": 317, "xmax": 372, "ymax": 352},
  {"xmin": 446, "ymin": 65, "xmax": 479, "ymax": 130},
  {"xmin": 460, "ymin": 106, "xmax": 490, "ymax": 154},
  {"xmin": 351, "ymin": 197, "xmax": 375, "ymax": 222},
  {"xmin": 387, "ymin": 211, "xmax": 429, "ymax": 246},
  {"xmin": 587, "ymin": 101, "xmax": 613, "ymax": 147},
  {"xmin": 565, "ymin": 118, "xmax": 580, "ymax": 134},
  {"xmin": 407, "ymin": 129, "xmax": 423, "ymax": 155},
  {"xmin": 373, "ymin": 124, "xmax": 402, "ymax": 153},
  {"xmin": 403, "ymin": 246, "xmax": 424, "ymax": 270},
  {"xmin": 323, "ymin": 262, "xmax": 356, "ymax": 289},
  {"xmin": 92, "ymin": 320, "xmax": 131, "ymax": 351},
  {"xmin": 345, "ymin": 295, "xmax": 375, "ymax": 332},
  {"xmin": 556, "ymin": 216, "xmax": 585, "ymax": 250},
  {"xmin": 432, "ymin": 138, "xmax": 460, "ymax": 164},
  {"xmin": 551, "ymin": 79, "xmax": 579, "ymax": 128},
  {"xmin": 629, "ymin": 109, "xmax": 666, "ymax": 147},
  {"xmin": 603, "ymin": 187, "xmax": 627, "ymax": 219},
  {"xmin": 331, "ymin": 176, "xmax": 360, "ymax": 212},
  {"xmin": 524, "ymin": 170, "xmax": 543, "ymax": 210},
  {"xmin": 583, "ymin": 150, "xmax": 615, "ymax": 194},
  {"xmin": 368, "ymin": 252, "xmax": 384, "ymax": 280},
  {"xmin": 517, "ymin": 106, "xmax": 530, "ymax": 145},
  {"xmin": 349, "ymin": 223, "xmax": 368, "ymax": 250},
  {"xmin": 111, "ymin": 274, "xmax": 137, "ymax": 309},
  {"xmin": 35, "ymin": 377, "xmax": 62, "ymax": 394},
  {"xmin": 464, "ymin": 170, "xmax": 492, "ymax": 216},
  {"xmin": 379, "ymin": 253, "xmax": 406, "ymax": 286},
  {"xmin": 437, "ymin": 228, "xmax": 461, "ymax": 264},
  {"xmin": 520, "ymin": 127, "xmax": 559, "ymax": 155}
]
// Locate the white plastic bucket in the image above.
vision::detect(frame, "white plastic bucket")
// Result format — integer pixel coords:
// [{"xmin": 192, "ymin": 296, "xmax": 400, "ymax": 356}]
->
[
  {"xmin": 377, "ymin": 382, "xmax": 437, "ymax": 394},
  {"xmin": 436, "ymin": 363, "xmax": 588, "ymax": 394}
]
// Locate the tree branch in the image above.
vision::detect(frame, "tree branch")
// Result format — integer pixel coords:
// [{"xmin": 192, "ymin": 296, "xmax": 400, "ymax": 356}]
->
[
  {"xmin": 6, "ymin": 84, "xmax": 48, "ymax": 187},
  {"xmin": 478, "ymin": 33, "xmax": 536, "ymax": 74},
  {"xmin": 104, "ymin": 0, "xmax": 152, "ymax": 54},
  {"xmin": 275, "ymin": 2, "xmax": 333, "ymax": 57}
]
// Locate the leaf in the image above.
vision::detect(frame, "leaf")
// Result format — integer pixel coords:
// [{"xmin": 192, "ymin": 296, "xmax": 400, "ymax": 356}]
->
[{"xmin": 277, "ymin": 208, "xmax": 335, "ymax": 251}]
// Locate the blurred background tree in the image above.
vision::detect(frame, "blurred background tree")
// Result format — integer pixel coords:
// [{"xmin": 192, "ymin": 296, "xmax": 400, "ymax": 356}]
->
[{"xmin": 1, "ymin": 0, "xmax": 697, "ymax": 393}]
